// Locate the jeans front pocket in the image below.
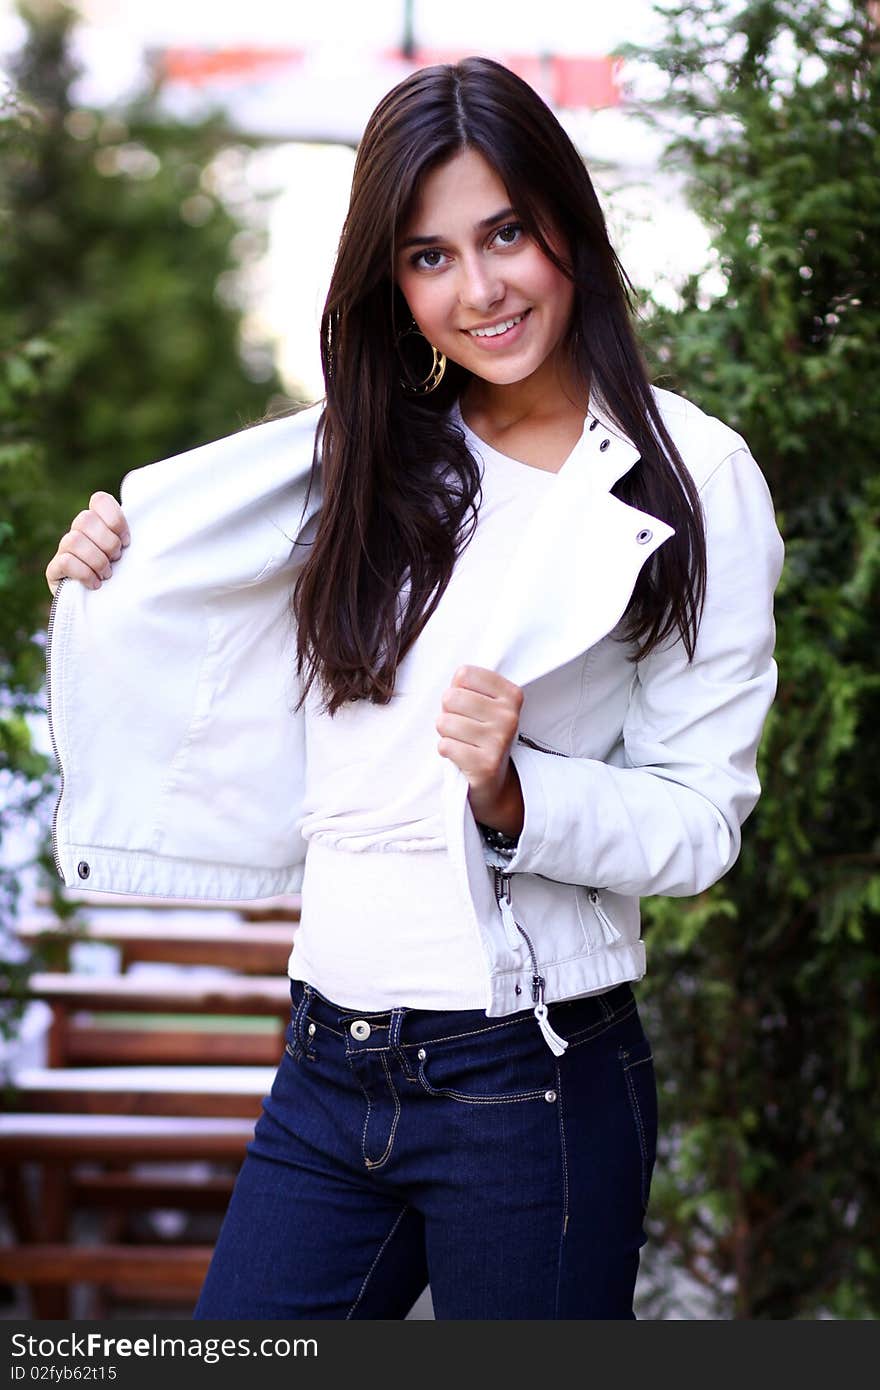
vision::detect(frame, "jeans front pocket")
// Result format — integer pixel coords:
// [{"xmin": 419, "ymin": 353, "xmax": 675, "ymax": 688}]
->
[
  {"xmin": 617, "ymin": 1033, "xmax": 658, "ymax": 1213},
  {"xmin": 414, "ymin": 1020, "xmax": 557, "ymax": 1106}
]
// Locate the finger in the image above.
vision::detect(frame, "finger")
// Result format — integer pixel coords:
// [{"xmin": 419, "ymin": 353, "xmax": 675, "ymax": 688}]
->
[
  {"xmin": 436, "ymin": 734, "xmax": 476, "ymax": 767},
  {"xmin": 54, "ymin": 525, "xmax": 117, "ymax": 581},
  {"xmin": 441, "ymin": 686, "xmax": 520, "ymax": 738},
  {"xmin": 451, "ymin": 665, "xmax": 499, "ymax": 694},
  {"xmin": 437, "ymin": 716, "xmax": 482, "ymax": 750},
  {"xmin": 437, "ymin": 711, "xmax": 509, "ymax": 752},
  {"xmin": 451, "ymin": 665, "xmax": 523, "ymax": 706},
  {"xmin": 441, "ymin": 686, "xmax": 493, "ymax": 722},
  {"xmin": 46, "ymin": 551, "xmax": 104, "ymax": 592},
  {"xmin": 436, "ymin": 735, "xmax": 492, "ymax": 783},
  {"xmin": 64, "ymin": 528, "xmax": 117, "ymax": 576},
  {"xmin": 88, "ymin": 492, "xmax": 131, "ymax": 546},
  {"xmin": 70, "ymin": 508, "xmax": 126, "ymax": 562}
]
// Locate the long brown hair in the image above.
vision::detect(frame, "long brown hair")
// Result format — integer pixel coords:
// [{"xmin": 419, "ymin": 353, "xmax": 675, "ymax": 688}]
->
[{"xmin": 292, "ymin": 56, "xmax": 706, "ymax": 715}]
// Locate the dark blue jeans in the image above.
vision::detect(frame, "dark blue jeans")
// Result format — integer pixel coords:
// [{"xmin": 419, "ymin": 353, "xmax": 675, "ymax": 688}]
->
[{"xmin": 193, "ymin": 976, "xmax": 657, "ymax": 1320}]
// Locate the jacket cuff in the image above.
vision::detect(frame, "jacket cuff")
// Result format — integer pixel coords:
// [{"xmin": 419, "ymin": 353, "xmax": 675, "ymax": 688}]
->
[{"xmin": 495, "ymin": 744, "xmax": 551, "ymax": 875}]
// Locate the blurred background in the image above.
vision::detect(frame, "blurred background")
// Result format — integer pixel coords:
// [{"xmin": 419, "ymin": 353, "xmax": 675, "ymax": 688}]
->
[{"xmin": 0, "ymin": 0, "xmax": 877, "ymax": 1320}]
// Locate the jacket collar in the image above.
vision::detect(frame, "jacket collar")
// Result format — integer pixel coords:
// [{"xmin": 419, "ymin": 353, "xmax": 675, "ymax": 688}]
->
[
  {"xmin": 449, "ymin": 393, "xmax": 674, "ymax": 689},
  {"xmin": 582, "ymin": 393, "xmax": 644, "ymax": 491},
  {"xmin": 451, "ymin": 390, "xmax": 642, "ymax": 493}
]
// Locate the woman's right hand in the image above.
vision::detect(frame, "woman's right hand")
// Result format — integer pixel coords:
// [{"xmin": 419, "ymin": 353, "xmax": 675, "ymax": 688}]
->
[{"xmin": 45, "ymin": 492, "xmax": 131, "ymax": 597}]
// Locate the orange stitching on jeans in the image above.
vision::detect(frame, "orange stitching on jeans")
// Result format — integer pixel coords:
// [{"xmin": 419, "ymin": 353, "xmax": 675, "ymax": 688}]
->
[
  {"xmin": 356, "ymin": 1053, "xmax": 401, "ymax": 1170},
  {"xmin": 366, "ymin": 1054, "xmax": 402, "ymax": 1169},
  {"xmin": 415, "ymin": 1050, "xmax": 550, "ymax": 1105}
]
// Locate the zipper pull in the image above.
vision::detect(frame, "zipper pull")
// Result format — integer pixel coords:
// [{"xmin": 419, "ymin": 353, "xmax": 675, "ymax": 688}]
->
[
  {"xmin": 494, "ymin": 871, "xmax": 525, "ymax": 951},
  {"xmin": 588, "ymin": 888, "xmax": 621, "ymax": 945},
  {"xmin": 532, "ymin": 976, "xmax": 569, "ymax": 1056}
]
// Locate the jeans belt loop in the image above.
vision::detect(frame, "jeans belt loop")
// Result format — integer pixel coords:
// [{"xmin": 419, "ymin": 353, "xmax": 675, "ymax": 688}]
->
[
  {"xmin": 294, "ymin": 983, "xmax": 317, "ymax": 1060},
  {"xmin": 389, "ymin": 1006, "xmax": 414, "ymax": 1080}
]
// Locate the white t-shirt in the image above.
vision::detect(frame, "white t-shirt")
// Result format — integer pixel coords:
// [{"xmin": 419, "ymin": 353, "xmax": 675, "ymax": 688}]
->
[{"xmin": 288, "ymin": 401, "xmax": 557, "ymax": 1010}]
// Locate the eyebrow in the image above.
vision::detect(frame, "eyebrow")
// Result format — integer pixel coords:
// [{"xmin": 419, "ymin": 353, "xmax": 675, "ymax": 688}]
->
[{"xmin": 398, "ymin": 206, "xmax": 518, "ymax": 250}]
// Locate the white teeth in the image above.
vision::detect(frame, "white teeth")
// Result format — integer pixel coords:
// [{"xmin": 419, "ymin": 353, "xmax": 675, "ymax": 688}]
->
[{"xmin": 468, "ymin": 313, "xmax": 524, "ymax": 338}]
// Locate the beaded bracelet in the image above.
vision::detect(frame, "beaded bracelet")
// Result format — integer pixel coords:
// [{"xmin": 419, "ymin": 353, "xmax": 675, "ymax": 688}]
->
[{"xmin": 476, "ymin": 822, "xmax": 519, "ymax": 860}]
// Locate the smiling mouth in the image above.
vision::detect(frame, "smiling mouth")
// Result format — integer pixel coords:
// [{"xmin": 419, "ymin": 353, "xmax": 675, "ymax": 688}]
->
[{"xmin": 463, "ymin": 309, "xmax": 531, "ymax": 339}]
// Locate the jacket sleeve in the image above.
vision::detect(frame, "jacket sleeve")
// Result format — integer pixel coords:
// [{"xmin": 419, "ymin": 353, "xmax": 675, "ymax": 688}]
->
[{"xmin": 501, "ymin": 445, "xmax": 785, "ymax": 897}]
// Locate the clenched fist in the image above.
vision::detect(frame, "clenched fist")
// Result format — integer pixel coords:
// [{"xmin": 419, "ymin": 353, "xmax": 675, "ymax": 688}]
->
[
  {"xmin": 436, "ymin": 664, "xmax": 525, "ymax": 836},
  {"xmin": 45, "ymin": 492, "xmax": 130, "ymax": 597}
]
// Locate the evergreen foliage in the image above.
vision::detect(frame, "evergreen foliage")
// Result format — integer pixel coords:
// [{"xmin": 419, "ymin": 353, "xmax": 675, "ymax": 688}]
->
[
  {"xmin": 1, "ymin": 0, "xmax": 286, "ymax": 521},
  {"xmin": 0, "ymin": 0, "xmax": 289, "ymax": 1034},
  {"xmin": 0, "ymin": 90, "xmax": 69, "ymax": 1040},
  {"xmin": 621, "ymin": 0, "xmax": 880, "ymax": 1318}
]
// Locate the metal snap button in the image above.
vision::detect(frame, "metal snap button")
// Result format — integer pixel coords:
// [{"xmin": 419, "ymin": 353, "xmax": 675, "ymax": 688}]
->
[
  {"xmin": 307, "ymin": 1022, "xmax": 316, "ymax": 1036},
  {"xmin": 76, "ymin": 861, "xmax": 90, "ymax": 880},
  {"xmin": 544, "ymin": 1090, "xmax": 557, "ymax": 1103},
  {"xmin": 417, "ymin": 1047, "xmax": 426, "ymax": 1061},
  {"xmin": 599, "ymin": 439, "xmax": 610, "ymax": 451},
  {"xmin": 636, "ymin": 528, "xmax": 653, "ymax": 544},
  {"xmin": 350, "ymin": 1020, "xmax": 371, "ymax": 1040}
]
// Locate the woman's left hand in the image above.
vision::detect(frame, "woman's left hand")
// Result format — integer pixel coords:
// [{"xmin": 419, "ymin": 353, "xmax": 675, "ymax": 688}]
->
[{"xmin": 436, "ymin": 665, "xmax": 525, "ymax": 836}]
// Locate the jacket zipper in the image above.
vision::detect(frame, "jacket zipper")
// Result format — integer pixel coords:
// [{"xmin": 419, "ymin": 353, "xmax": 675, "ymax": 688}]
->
[
  {"xmin": 517, "ymin": 730, "xmax": 568, "ymax": 756},
  {"xmin": 45, "ymin": 576, "xmax": 68, "ymax": 880},
  {"xmin": 492, "ymin": 865, "xmax": 569, "ymax": 1057}
]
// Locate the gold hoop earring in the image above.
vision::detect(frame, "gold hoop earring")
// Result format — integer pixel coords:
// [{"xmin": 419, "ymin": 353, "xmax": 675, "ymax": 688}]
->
[{"xmin": 396, "ymin": 318, "xmax": 447, "ymax": 395}]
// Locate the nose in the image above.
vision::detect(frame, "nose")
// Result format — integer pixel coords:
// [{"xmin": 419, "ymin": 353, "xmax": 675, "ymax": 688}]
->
[{"xmin": 458, "ymin": 253, "xmax": 505, "ymax": 316}]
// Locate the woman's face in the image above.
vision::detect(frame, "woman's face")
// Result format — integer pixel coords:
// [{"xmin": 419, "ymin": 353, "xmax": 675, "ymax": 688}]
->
[{"xmin": 395, "ymin": 147, "xmax": 575, "ymax": 392}]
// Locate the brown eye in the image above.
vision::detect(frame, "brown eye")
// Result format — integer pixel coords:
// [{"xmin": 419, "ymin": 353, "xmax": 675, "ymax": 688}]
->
[
  {"xmin": 493, "ymin": 223, "xmax": 524, "ymax": 247},
  {"xmin": 411, "ymin": 248, "xmax": 446, "ymax": 270}
]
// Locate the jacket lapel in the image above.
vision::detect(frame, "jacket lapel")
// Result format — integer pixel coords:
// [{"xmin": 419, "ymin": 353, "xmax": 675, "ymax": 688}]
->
[{"xmin": 459, "ymin": 400, "xmax": 675, "ymax": 690}]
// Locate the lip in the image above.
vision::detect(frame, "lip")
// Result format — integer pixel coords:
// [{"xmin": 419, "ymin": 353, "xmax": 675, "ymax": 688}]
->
[{"xmin": 461, "ymin": 307, "xmax": 531, "ymax": 348}]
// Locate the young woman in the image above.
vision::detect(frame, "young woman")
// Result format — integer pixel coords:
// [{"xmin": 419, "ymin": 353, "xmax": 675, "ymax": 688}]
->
[{"xmin": 44, "ymin": 57, "xmax": 784, "ymax": 1319}]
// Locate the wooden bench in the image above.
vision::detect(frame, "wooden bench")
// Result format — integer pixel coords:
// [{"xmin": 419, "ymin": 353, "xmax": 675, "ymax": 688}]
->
[
  {"xmin": 7, "ymin": 1064, "xmax": 275, "ymax": 1118},
  {"xmin": 0, "ymin": 1114, "xmax": 258, "ymax": 1316},
  {"xmin": 71, "ymin": 1172, "xmax": 235, "ymax": 1212},
  {"xmin": 15, "ymin": 971, "xmax": 291, "ymax": 1069},
  {"xmin": 3, "ymin": 895, "xmax": 299, "ymax": 1317},
  {"xmin": 59, "ymin": 1021, "xmax": 283, "ymax": 1067},
  {"xmin": 1, "ymin": 970, "xmax": 290, "ymax": 1314},
  {"xmin": 21, "ymin": 971, "xmax": 291, "ymax": 1014},
  {"xmin": 33, "ymin": 888, "xmax": 301, "ymax": 922},
  {"xmin": 0, "ymin": 1244, "xmax": 212, "ymax": 1298},
  {"xmin": 17, "ymin": 919, "xmax": 295, "ymax": 973},
  {"xmin": 0, "ymin": 1112, "xmax": 257, "ymax": 1158}
]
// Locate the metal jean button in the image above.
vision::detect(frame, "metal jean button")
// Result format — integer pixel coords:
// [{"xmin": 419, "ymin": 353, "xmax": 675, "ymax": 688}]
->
[{"xmin": 350, "ymin": 1020, "xmax": 371, "ymax": 1040}]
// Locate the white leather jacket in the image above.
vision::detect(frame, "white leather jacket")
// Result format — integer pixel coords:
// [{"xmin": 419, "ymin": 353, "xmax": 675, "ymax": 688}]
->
[{"xmin": 46, "ymin": 387, "xmax": 784, "ymax": 1044}]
